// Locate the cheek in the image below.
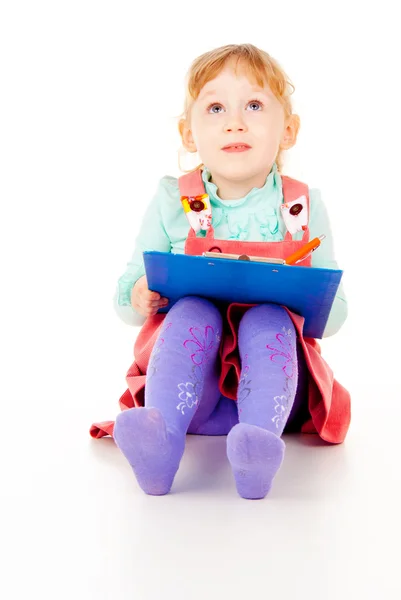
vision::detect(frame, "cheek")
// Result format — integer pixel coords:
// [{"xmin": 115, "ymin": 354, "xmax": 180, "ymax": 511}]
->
[
  {"xmin": 192, "ymin": 119, "xmax": 219, "ymax": 151},
  {"xmin": 254, "ymin": 115, "xmax": 284, "ymax": 144}
]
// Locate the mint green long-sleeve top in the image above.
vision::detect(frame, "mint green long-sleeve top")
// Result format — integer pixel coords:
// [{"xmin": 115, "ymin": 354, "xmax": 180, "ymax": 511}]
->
[{"xmin": 114, "ymin": 163, "xmax": 347, "ymax": 337}]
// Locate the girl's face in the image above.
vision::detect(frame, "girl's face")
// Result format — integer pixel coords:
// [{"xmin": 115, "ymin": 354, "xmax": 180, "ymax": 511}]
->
[{"xmin": 183, "ymin": 64, "xmax": 297, "ymax": 186}]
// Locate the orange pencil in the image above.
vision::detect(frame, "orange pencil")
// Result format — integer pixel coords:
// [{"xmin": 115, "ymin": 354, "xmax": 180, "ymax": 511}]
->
[{"xmin": 285, "ymin": 235, "xmax": 326, "ymax": 265}]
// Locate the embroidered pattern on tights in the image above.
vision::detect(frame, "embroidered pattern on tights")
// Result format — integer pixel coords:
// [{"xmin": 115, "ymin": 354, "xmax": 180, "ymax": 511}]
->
[
  {"xmin": 183, "ymin": 326, "xmax": 220, "ymax": 365},
  {"xmin": 266, "ymin": 326, "xmax": 296, "ymax": 429},
  {"xmin": 176, "ymin": 325, "xmax": 220, "ymax": 415},
  {"xmin": 177, "ymin": 372, "xmax": 202, "ymax": 414},
  {"xmin": 266, "ymin": 326, "xmax": 296, "ymax": 378},
  {"xmin": 147, "ymin": 322, "xmax": 172, "ymax": 381},
  {"xmin": 237, "ymin": 354, "xmax": 251, "ymax": 415},
  {"xmin": 272, "ymin": 376, "xmax": 295, "ymax": 430}
]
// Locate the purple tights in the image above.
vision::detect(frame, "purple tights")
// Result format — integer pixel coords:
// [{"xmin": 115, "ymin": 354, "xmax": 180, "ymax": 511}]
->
[{"xmin": 114, "ymin": 297, "xmax": 308, "ymax": 498}]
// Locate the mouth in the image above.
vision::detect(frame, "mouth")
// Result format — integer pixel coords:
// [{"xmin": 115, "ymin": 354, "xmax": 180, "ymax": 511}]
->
[{"xmin": 222, "ymin": 143, "xmax": 251, "ymax": 153}]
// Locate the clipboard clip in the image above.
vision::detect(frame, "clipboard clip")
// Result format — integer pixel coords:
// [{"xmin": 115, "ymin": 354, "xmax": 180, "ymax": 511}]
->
[{"xmin": 203, "ymin": 251, "xmax": 285, "ymax": 264}]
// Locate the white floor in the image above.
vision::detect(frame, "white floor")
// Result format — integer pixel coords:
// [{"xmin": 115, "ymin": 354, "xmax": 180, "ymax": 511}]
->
[{"xmin": 2, "ymin": 315, "xmax": 401, "ymax": 600}]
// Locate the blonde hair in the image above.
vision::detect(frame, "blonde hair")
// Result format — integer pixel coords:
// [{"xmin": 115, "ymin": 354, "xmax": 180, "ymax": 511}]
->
[{"xmin": 178, "ymin": 43, "xmax": 297, "ymax": 173}]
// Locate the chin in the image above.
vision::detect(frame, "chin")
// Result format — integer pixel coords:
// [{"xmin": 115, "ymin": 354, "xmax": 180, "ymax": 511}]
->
[{"xmin": 219, "ymin": 165, "xmax": 260, "ymax": 182}]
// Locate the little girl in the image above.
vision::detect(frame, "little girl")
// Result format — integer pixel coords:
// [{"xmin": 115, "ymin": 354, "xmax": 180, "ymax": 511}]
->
[{"xmin": 90, "ymin": 43, "xmax": 350, "ymax": 500}]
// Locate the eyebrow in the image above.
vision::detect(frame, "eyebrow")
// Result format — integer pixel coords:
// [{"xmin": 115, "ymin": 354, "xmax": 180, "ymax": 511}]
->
[{"xmin": 199, "ymin": 87, "xmax": 269, "ymax": 100}]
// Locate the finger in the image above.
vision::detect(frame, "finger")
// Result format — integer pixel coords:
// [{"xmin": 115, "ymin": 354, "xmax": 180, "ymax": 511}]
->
[
  {"xmin": 145, "ymin": 295, "xmax": 166, "ymax": 305},
  {"xmin": 151, "ymin": 299, "xmax": 168, "ymax": 308},
  {"xmin": 137, "ymin": 295, "xmax": 156, "ymax": 308},
  {"xmin": 140, "ymin": 299, "xmax": 159, "ymax": 312}
]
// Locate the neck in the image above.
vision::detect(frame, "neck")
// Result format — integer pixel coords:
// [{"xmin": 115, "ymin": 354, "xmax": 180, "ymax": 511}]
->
[{"xmin": 209, "ymin": 165, "xmax": 274, "ymax": 200}]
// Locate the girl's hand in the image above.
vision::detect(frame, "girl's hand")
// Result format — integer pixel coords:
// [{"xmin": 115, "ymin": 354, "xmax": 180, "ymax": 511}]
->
[{"xmin": 131, "ymin": 276, "xmax": 169, "ymax": 317}]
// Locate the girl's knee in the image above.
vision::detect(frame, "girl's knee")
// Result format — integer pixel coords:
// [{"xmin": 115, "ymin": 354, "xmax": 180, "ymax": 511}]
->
[
  {"xmin": 170, "ymin": 296, "xmax": 222, "ymax": 327},
  {"xmin": 240, "ymin": 304, "xmax": 293, "ymax": 334}
]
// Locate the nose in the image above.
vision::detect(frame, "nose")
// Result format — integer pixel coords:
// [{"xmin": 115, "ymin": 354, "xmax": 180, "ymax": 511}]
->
[{"xmin": 223, "ymin": 112, "xmax": 248, "ymax": 133}]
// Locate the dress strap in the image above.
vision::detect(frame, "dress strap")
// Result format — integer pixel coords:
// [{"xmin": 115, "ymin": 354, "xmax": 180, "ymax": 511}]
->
[
  {"xmin": 178, "ymin": 169, "xmax": 212, "ymax": 234},
  {"xmin": 178, "ymin": 169, "xmax": 205, "ymax": 197},
  {"xmin": 281, "ymin": 176, "xmax": 310, "ymax": 242}
]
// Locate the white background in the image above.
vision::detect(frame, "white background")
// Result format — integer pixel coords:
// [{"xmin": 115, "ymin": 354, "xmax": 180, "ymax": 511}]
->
[{"xmin": 1, "ymin": 1, "xmax": 400, "ymax": 598}]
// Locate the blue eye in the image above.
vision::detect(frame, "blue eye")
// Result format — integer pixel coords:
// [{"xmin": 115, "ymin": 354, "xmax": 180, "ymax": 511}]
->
[
  {"xmin": 247, "ymin": 100, "xmax": 263, "ymax": 111},
  {"xmin": 208, "ymin": 103, "xmax": 224, "ymax": 114}
]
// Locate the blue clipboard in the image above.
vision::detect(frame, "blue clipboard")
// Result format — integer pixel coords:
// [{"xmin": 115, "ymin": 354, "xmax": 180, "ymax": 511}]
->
[{"xmin": 143, "ymin": 251, "xmax": 343, "ymax": 339}]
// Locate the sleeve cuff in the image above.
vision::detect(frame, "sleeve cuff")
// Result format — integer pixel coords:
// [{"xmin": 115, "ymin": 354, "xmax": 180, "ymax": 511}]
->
[
  {"xmin": 116, "ymin": 267, "xmax": 145, "ymax": 307},
  {"xmin": 112, "ymin": 289, "xmax": 146, "ymax": 327}
]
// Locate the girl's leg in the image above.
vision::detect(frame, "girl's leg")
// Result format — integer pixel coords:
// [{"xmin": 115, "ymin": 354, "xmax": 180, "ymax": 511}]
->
[
  {"xmin": 113, "ymin": 296, "xmax": 223, "ymax": 496},
  {"xmin": 227, "ymin": 304, "xmax": 299, "ymax": 499}
]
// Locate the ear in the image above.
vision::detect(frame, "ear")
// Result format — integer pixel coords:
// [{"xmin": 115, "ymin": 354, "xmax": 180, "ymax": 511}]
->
[
  {"xmin": 178, "ymin": 118, "xmax": 198, "ymax": 153},
  {"xmin": 280, "ymin": 114, "xmax": 300, "ymax": 150}
]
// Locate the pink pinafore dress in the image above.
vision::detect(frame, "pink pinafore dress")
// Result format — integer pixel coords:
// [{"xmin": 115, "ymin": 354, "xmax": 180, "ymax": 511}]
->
[{"xmin": 90, "ymin": 170, "xmax": 351, "ymax": 444}]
